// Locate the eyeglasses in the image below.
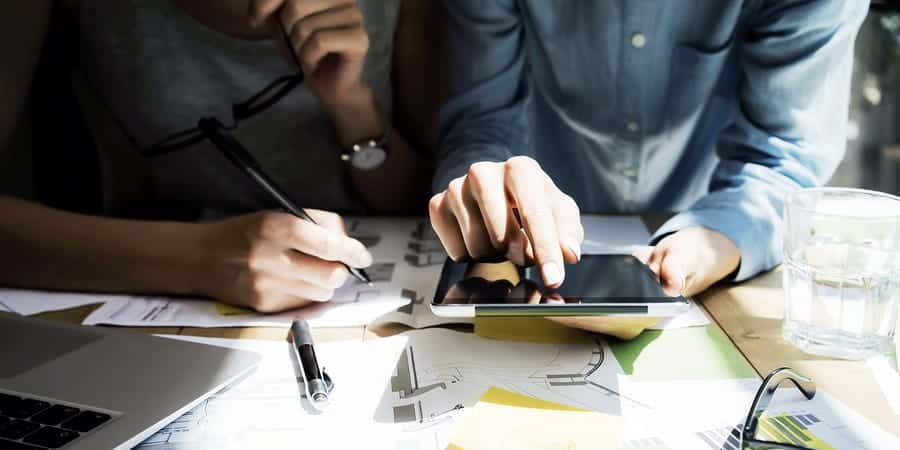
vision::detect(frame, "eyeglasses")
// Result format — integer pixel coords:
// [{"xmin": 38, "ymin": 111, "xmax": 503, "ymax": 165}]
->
[
  {"xmin": 126, "ymin": 21, "xmax": 304, "ymax": 158},
  {"xmin": 739, "ymin": 367, "xmax": 818, "ymax": 450},
  {"xmin": 140, "ymin": 72, "xmax": 302, "ymax": 157}
]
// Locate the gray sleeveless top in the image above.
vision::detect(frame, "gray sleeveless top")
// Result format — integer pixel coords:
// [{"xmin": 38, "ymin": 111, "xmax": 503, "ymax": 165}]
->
[{"xmin": 79, "ymin": 0, "xmax": 399, "ymax": 217}]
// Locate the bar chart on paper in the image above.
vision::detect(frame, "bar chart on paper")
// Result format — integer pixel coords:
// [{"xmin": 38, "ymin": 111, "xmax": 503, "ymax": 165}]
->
[
  {"xmin": 615, "ymin": 377, "xmax": 900, "ymax": 450},
  {"xmin": 695, "ymin": 413, "xmax": 833, "ymax": 450}
]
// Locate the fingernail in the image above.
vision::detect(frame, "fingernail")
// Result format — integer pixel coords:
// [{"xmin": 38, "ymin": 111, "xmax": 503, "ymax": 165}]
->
[
  {"xmin": 565, "ymin": 237, "xmax": 581, "ymax": 261},
  {"xmin": 542, "ymin": 262, "xmax": 563, "ymax": 286}
]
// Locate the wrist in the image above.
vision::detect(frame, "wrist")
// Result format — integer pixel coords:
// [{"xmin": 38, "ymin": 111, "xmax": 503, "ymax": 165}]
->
[
  {"xmin": 697, "ymin": 226, "xmax": 741, "ymax": 282},
  {"xmin": 149, "ymin": 222, "xmax": 214, "ymax": 297},
  {"xmin": 322, "ymin": 84, "xmax": 384, "ymax": 148}
]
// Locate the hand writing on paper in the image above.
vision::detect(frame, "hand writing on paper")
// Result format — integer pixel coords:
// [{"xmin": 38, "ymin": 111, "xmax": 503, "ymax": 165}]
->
[
  {"xmin": 549, "ymin": 226, "xmax": 740, "ymax": 339},
  {"xmin": 198, "ymin": 210, "xmax": 372, "ymax": 313},
  {"xmin": 429, "ymin": 157, "xmax": 584, "ymax": 288},
  {"xmin": 248, "ymin": 0, "xmax": 371, "ymax": 108}
]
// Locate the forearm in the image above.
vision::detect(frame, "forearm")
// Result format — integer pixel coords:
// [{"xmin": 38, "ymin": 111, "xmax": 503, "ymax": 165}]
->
[
  {"xmin": 662, "ymin": 0, "xmax": 868, "ymax": 281},
  {"xmin": 0, "ymin": 196, "xmax": 208, "ymax": 295},
  {"xmin": 433, "ymin": 0, "xmax": 527, "ymax": 193}
]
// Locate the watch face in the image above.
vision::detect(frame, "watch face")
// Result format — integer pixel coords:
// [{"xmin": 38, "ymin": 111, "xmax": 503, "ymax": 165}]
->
[{"xmin": 351, "ymin": 147, "xmax": 388, "ymax": 170}]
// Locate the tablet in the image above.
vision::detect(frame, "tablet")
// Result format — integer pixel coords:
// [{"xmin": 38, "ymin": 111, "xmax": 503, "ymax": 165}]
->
[{"xmin": 431, "ymin": 254, "xmax": 691, "ymax": 317}]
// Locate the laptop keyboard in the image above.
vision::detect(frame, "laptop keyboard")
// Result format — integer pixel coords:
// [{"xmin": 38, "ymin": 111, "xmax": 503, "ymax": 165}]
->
[{"xmin": 0, "ymin": 393, "xmax": 110, "ymax": 449}]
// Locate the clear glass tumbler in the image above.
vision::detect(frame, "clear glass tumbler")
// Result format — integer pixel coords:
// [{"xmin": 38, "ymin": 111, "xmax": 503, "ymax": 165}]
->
[{"xmin": 783, "ymin": 187, "xmax": 900, "ymax": 360}]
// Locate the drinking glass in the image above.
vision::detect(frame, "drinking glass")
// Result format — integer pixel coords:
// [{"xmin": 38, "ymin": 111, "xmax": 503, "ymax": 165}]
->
[{"xmin": 783, "ymin": 187, "xmax": 900, "ymax": 360}]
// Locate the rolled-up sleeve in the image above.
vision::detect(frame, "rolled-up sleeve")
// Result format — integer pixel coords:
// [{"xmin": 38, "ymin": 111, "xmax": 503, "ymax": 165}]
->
[
  {"xmin": 653, "ymin": 0, "xmax": 869, "ymax": 281},
  {"xmin": 433, "ymin": 0, "xmax": 528, "ymax": 193}
]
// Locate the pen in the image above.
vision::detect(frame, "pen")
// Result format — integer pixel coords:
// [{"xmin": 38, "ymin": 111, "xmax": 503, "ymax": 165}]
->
[
  {"xmin": 198, "ymin": 117, "xmax": 372, "ymax": 285},
  {"xmin": 290, "ymin": 319, "xmax": 331, "ymax": 411}
]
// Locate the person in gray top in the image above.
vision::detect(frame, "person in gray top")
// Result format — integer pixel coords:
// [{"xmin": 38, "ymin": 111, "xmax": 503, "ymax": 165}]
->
[{"xmin": 0, "ymin": 0, "xmax": 442, "ymax": 313}]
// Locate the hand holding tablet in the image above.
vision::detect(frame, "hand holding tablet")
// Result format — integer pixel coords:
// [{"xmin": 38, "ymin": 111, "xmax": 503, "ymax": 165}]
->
[{"xmin": 431, "ymin": 254, "xmax": 691, "ymax": 318}]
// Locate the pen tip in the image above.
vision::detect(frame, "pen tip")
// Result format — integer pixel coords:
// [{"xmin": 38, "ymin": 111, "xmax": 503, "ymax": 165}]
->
[{"xmin": 367, "ymin": 282, "xmax": 374, "ymax": 287}]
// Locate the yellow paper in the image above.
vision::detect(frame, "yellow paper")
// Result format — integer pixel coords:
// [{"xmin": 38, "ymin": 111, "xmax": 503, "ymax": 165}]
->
[
  {"xmin": 215, "ymin": 302, "xmax": 254, "ymax": 316},
  {"xmin": 478, "ymin": 386, "xmax": 589, "ymax": 412},
  {"xmin": 447, "ymin": 387, "xmax": 624, "ymax": 450},
  {"xmin": 474, "ymin": 316, "xmax": 593, "ymax": 344}
]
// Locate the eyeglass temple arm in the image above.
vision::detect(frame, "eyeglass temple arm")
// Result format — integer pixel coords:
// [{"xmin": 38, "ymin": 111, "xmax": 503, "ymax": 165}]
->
[
  {"xmin": 141, "ymin": 127, "xmax": 206, "ymax": 157},
  {"xmin": 232, "ymin": 75, "xmax": 303, "ymax": 120},
  {"xmin": 742, "ymin": 367, "xmax": 816, "ymax": 439},
  {"xmin": 232, "ymin": 17, "xmax": 304, "ymax": 120}
]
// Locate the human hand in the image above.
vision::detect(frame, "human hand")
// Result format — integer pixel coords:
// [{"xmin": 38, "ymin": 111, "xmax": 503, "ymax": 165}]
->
[
  {"xmin": 633, "ymin": 226, "xmax": 741, "ymax": 298},
  {"xmin": 248, "ymin": 0, "xmax": 370, "ymax": 107},
  {"xmin": 429, "ymin": 157, "xmax": 583, "ymax": 288},
  {"xmin": 198, "ymin": 210, "xmax": 372, "ymax": 313},
  {"xmin": 547, "ymin": 226, "xmax": 741, "ymax": 339}
]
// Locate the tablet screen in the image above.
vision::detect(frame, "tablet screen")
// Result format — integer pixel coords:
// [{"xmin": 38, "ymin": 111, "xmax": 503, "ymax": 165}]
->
[{"xmin": 433, "ymin": 254, "xmax": 684, "ymax": 306}]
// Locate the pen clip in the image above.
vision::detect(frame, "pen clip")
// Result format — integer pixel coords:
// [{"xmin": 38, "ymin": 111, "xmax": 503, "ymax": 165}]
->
[{"xmin": 298, "ymin": 369, "xmax": 335, "ymax": 396}]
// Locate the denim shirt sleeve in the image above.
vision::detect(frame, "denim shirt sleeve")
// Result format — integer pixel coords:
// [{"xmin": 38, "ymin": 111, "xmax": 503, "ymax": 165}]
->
[
  {"xmin": 653, "ymin": 0, "xmax": 869, "ymax": 281},
  {"xmin": 432, "ymin": 0, "xmax": 525, "ymax": 193}
]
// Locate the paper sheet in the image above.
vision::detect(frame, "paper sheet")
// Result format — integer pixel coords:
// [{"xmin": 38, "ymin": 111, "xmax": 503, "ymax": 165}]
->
[
  {"xmin": 447, "ymin": 387, "xmax": 625, "ymax": 450},
  {"xmin": 608, "ymin": 326, "xmax": 757, "ymax": 381},
  {"xmin": 617, "ymin": 378, "xmax": 900, "ymax": 450},
  {"xmin": 0, "ymin": 288, "xmax": 109, "ymax": 316},
  {"xmin": 649, "ymin": 299, "xmax": 710, "ymax": 330},
  {"xmin": 473, "ymin": 316, "xmax": 595, "ymax": 344},
  {"xmin": 867, "ymin": 354, "xmax": 900, "ymax": 415},
  {"xmin": 142, "ymin": 330, "xmax": 899, "ymax": 450},
  {"xmin": 472, "ymin": 302, "xmax": 710, "ymax": 346},
  {"xmin": 142, "ymin": 328, "xmax": 628, "ymax": 449},
  {"xmin": 140, "ymin": 335, "xmax": 413, "ymax": 449}
]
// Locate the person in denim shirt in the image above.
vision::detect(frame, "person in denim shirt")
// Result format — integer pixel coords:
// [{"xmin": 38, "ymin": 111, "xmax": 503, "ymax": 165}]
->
[{"xmin": 428, "ymin": 1, "xmax": 869, "ymax": 335}]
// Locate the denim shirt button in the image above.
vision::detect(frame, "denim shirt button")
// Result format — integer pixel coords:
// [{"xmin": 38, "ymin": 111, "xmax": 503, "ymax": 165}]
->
[{"xmin": 631, "ymin": 33, "xmax": 646, "ymax": 48}]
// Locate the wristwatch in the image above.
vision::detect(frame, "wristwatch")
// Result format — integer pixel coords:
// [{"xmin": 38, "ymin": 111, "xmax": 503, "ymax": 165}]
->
[{"xmin": 341, "ymin": 132, "xmax": 389, "ymax": 171}]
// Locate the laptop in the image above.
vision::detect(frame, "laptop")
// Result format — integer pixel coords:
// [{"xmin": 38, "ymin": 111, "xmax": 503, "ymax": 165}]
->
[{"xmin": 0, "ymin": 312, "xmax": 261, "ymax": 449}]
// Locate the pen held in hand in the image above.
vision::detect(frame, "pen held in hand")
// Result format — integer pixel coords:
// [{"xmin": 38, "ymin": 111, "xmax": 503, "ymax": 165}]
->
[{"xmin": 198, "ymin": 118, "xmax": 372, "ymax": 286}]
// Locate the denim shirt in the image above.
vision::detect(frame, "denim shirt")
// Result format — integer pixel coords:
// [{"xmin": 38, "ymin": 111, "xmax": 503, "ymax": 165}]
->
[{"xmin": 435, "ymin": 0, "xmax": 869, "ymax": 281}]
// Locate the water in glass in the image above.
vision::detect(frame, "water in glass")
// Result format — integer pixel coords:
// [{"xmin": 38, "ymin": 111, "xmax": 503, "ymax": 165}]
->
[{"xmin": 783, "ymin": 188, "xmax": 900, "ymax": 360}]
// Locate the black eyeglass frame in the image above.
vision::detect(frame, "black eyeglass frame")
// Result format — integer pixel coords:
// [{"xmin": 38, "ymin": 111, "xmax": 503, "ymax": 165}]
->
[
  {"xmin": 739, "ymin": 367, "xmax": 818, "ymax": 450},
  {"xmin": 139, "ymin": 21, "xmax": 304, "ymax": 158}
]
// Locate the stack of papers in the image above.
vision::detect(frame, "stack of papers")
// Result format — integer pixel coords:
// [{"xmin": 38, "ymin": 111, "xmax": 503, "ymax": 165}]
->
[
  {"xmin": 139, "ymin": 331, "xmax": 900, "ymax": 449},
  {"xmin": 0, "ymin": 289, "xmax": 108, "ymax": 316}
]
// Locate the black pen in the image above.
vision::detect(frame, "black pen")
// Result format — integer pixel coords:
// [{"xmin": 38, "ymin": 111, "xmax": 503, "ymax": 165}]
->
[
  {"xmin": 198, "ymin": 117, "xmax": 372, "ymax": 285},
  {"xmin": 290, "ymin": 319, "xmax": 331, "ymax": 411}
]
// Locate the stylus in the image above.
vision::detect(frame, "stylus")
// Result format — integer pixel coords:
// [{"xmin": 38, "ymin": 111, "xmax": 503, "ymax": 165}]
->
[
  {"xmin": 198, "ymin": 117, "xmax": 372, "ymax": 286},
  {"xmin": 291, "ymin": 319, "xmax": 331, "ymax": 411}
]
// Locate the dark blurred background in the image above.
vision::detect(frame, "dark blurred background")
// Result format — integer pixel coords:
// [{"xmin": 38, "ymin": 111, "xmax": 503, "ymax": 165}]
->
[
  {"xmin": 832, "ymin": 0, "xmax": 900, "ymax": 192},
  {"xmin": 2, "ymin": 2, "xmax": 900, "ymax": 209}
]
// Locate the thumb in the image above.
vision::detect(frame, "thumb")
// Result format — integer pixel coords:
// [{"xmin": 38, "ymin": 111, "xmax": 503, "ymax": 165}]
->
[{"xmin": 658, "ymin": 252, "xmax": 692, "ymax": 297}]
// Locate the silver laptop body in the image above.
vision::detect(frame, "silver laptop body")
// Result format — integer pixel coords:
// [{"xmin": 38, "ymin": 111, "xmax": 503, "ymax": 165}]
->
[{"xmin": 0, "ymin": 312, "xmax": 260, "ymax": 449}]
